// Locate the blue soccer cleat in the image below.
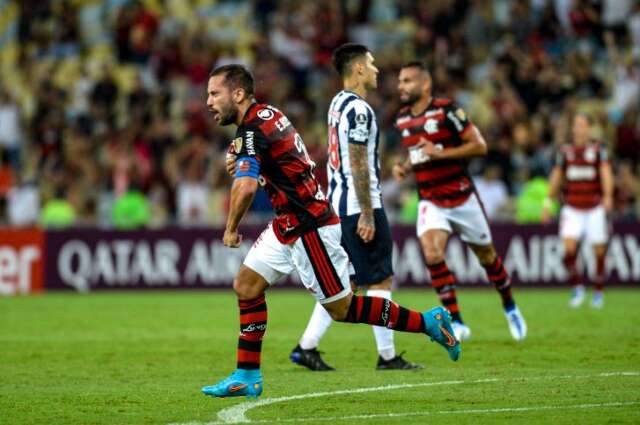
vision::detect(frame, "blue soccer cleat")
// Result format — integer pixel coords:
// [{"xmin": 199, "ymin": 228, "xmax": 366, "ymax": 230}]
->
[
  {"xmin": 422, "ymin": 307, "xmax": 461, "ymax": 361},
  {"xmin": 201, "ymin": 369, "xmax": 263, "ymax": 399}
]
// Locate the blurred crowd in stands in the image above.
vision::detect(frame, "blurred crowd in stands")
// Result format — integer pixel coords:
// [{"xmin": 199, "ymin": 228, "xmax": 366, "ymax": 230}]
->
[{"xmin": 0, "ymin": 0, "xmax": 639, "ymax": 228}]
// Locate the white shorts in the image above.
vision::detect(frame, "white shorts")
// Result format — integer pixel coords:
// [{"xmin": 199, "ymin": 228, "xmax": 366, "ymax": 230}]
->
[
  {"xmin": 559, "ymin": 204, "xmax": 608, "ymax": 244},
  {"xmin": 243, "ymin": 223, "xmax": 352, "ymax": 304},
  {"xmin": 416, "ymin": 194, "xmax": 493, "ymax": 245}
]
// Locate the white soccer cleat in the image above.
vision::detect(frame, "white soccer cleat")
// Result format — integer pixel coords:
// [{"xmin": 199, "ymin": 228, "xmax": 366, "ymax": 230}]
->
[
  {"xmin": 591, "ymin": 291, "xmax": 604, "ymax": 309},
  {"xmin": 504, "ymin": 306, "xmax": 527, "ymax": 341},
  {"xmin": 451, "ymin": 321, "xmax": 471, "ymax": 341},
  {"xmin": 568, "ymin": 285, "xmax": 586, "ymax": 308}
]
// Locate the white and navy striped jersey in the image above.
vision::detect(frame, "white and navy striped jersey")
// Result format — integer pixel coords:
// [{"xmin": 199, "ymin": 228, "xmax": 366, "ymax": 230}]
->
[{"xmin": 326, "ymin": 90, "xmax": 382, "ymax": 217}]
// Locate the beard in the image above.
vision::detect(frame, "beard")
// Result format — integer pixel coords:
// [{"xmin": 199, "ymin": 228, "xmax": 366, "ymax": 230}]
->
[
  {"xmin": 217, "ymin": 104, "xmax": 239, "ymax": 126},
  {"xmin": 400, "ymin": 91, "xmax": 421, "ymax": 105}
]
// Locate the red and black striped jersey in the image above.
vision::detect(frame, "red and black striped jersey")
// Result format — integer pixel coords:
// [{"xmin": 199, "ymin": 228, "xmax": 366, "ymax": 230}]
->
[
  {"xmin": 555, "ymin": 141, "xmax": 608, "ymax": 209},
  {"xmin": 395, "ymin": 98, "xmax": 474, "ymax": 208},
  {"xmin": 232, "ymin": 102, "xmax": 338, "ymax": 243}
]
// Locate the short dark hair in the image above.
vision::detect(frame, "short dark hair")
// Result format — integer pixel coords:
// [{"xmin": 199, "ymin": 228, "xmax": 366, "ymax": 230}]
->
[
  {"xmin": 209, "ymin": 64, "xmax": 254, "ymax": 96},
  {"xmin": 401, "ymin": 61, "xmax": 431, "ymax": 78},
  {"xmin": 332, "ymin": 43, "xmax": 369, "ymax": 77}
]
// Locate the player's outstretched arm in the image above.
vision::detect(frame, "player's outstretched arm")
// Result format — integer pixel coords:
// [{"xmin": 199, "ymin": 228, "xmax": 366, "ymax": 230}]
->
[
  {"xmin": 224, "ymin": 176, "xmax": 258, "ymax": 247},
  {"xmin": 542, "ymin": 165, "xmax": 563, "ymax": 223},
  {"xmin": 348, "ymin": 142, "xmax": 375, "ymax": 243}
]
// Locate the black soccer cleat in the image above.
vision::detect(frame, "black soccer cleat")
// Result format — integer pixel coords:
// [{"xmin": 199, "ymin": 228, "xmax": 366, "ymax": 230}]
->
[
  {"xmin": 289, "ymin": 344, "xmax": 335, "ymax": 371},
  {"xmin": 376, "ymin": 352, "xmax": 423, "ymax": 370}
]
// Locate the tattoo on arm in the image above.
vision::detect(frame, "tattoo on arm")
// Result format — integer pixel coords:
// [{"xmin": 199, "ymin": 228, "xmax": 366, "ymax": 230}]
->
[{"xmin": 348, "ymin": 143, "xmax": 372, "ymax": 216}]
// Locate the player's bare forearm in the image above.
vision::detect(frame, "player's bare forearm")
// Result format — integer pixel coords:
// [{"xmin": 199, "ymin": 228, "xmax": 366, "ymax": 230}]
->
[
  {"xmin": 348, "ymin": 143, "xmax": 373, "ymax": 216},
  {"xmin": 546, "ymin": 166, "xmax": 563, "ymax": 200},
  {"xmin": 435, "ymin": 126, "xmax": 487, "ymax": 160},
  {"xmin": 226, "ymin": 177, "xmax": 258, "ymax": 232},
  {"xmin": 600, "ymin": 162, "xmax": 614, "ymax": 210}
]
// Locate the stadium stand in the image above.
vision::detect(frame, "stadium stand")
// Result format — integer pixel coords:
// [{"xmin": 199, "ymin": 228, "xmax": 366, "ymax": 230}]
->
[{"xmin": 0, "ymin": 0, "xmax": 638, "ymax": 227}]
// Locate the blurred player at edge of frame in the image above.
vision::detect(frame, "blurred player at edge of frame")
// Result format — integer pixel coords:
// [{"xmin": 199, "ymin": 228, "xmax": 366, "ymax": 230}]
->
[{"xmin": 542, "ymin": 113, "xmax": 614, "ymax": 309}]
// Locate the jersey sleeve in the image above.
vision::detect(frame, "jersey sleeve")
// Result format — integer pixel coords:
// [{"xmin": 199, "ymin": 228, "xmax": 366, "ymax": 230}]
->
[
  {"xmin": 232, "ymin": 126, "xmax": 267, "ymax": 179},
  {"xmin": 444, "ymin": 102, "xmax": 472, "ymax": 136},
  {"xmin": 345, "ymin": 100, "xmax": 373, "ymax": 145}
]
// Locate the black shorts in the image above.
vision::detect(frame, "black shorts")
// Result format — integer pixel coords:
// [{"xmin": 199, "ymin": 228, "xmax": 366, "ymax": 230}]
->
[{"xmin": 340, "ymin": 208, "xmax": 393, "ymax": 286}]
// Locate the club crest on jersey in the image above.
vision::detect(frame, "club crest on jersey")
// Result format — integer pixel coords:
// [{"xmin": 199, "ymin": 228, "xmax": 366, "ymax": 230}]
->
[
  {"xmin": 232, "ymin": 137, "xmax": 243, "ymax": 154},
  {"xmin": 455, "ymin": 108, "xmax": 466, "ymax": 121},
  {"xmin": 584, "ymin": 147, "xmax": 596, "ymax": 163},
  {"xmin": 257, "ymin": 108, "xmax": 274, "ymax": 120},
  {"xmin": 424, "ymin": 118, "xmax": 439, "ymax": 134},
  {"xmin": 355, "ymin": 113, "xmax": 367, "ymax": 125}
]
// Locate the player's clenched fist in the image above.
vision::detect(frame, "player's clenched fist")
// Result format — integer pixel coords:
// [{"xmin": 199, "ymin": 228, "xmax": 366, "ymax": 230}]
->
[
  {"xmin": 226, "ymin": 152, "xmax": 237, "ymax": 177},
  {"xmin": 223, "ymin": 228, "xmax": 242, "ymax": 248},
  {"xmin": 392, "ymin": 163, "xmax": 408, "ymax": 181}
]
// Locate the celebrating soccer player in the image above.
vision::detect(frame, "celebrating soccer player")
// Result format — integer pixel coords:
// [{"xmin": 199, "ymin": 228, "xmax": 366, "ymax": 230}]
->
[
  {"xmin": 541, "ymin": 113, "xmax": 614, "ymax": 308},
  {"xmin": 201, "ymin": 64, "xmax": 460, "ymax": 399},
  {"xmin": 289, "ymin": 43, "xmax": 421, "ymax": 372},
  {"xmin": 392, "ymin": 62, "xmax": 527, "ymax": 341}
]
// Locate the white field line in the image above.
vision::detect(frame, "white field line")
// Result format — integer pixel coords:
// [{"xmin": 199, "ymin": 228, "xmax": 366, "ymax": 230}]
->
[{"xmin": 170, "ymin": 371, "xmax": 640, "ymax": 425}]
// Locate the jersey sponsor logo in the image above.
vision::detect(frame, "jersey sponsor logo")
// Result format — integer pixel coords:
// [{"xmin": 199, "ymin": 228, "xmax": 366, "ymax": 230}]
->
[
  {"xmin": 447, "ymin": 111, "xmax": 464, "ymax": 132},
  {"xmin": 349, "ymin": 127, "xmax": 369, "ymax": 142},
  {"xmin": 232, "ymin": 137, "xmax": 243, "ymax": 154},
  {"xmin": 409, "ymin": 144, "xmax": 429, "ymax": 164},
  {"xmin": 245, "ymin": 131, "xmax": 255, "ymax": 155},
  {"xmin": 424, "ymin": 118, "xmax": 439, "ymax": 134},
  {"xmin": 566, "ymin": 165, "xmax": 596, "ymax": 180},
  {"xmin": 257, "ymin": 108, "xmax": 274, "ymax": 120}
]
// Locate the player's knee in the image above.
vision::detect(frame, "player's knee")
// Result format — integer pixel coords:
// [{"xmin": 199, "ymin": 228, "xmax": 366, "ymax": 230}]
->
[
  {"xmin": 323, "ymin": 298, "xmax": 350, "ymax": 321},
  {"xmin": 233, "ymin": 277, "xmax": 261, "ymax": 300},
  {"xmin": 424, "ymin": 248, "xmax": 445, "ymax": 264},
  {"xmin": 475, "ymin": 246, "xmax": 497, "ymax": 266}
]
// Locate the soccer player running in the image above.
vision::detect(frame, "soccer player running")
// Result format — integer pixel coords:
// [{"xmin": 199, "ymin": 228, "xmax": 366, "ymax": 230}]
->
[
  {"xmin": 392, "ymin": 62, "xmax": 526, "ymax": 341},
  {"xmin": 201, "ymin": 64, "xmax": 460, "ymax": 398},
  {"xmin": 290, "ymin": 44, "xmax": 421, "ymax": 371},
  {"xmin": 541, "ymin": 113, "xmax": 614, "ymax": 308}
]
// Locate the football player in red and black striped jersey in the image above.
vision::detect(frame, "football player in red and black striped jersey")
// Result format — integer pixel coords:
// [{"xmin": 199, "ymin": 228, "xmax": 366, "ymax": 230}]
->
[
  {"xmin": 201, "ymin": 64, "xmax": 460, "ymax": 399},
  {"xmin": 393, "ymin": 62, "xmax": 527, "ymax": 341},
  {"xmin": 542, "ymin": 113, "xmax": 614, "ymax": 308}
]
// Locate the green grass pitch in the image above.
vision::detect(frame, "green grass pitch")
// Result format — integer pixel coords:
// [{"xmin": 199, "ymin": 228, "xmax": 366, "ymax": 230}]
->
[{"xmin": 1, "ymin": 288, "xmax": 639, "ymax": 424}]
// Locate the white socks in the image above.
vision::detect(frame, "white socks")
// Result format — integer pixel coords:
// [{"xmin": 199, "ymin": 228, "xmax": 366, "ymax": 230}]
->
[
  {"xmin": 299, "ymin": 301, "xmax": 333, "ymax": 350},
  {"xmin": 367, "ymin": 289, "xmax": 396, "ymax": 361},
  {"xmin": 298, "ymin": 291, "xmax": 397, "ymax": 361}
]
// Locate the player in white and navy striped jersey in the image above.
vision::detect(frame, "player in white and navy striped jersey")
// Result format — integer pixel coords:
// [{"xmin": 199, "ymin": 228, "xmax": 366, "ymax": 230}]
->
[
  {"xmin": 290, "ymin": 44, "xmax": 423, "ymax": 371},
  {"xmin": 326, "ymin": 90, "xmax": 382, "ymax": 216}
]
